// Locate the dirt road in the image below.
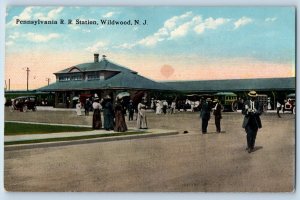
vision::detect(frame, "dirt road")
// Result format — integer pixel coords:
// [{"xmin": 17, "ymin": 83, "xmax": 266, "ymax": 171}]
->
[{"xmin": 4, "ymin": 110, "xmax": 295, "ymax": 192}]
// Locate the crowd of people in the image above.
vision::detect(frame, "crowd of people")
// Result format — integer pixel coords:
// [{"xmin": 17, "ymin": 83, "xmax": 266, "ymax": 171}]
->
[
  {"xmin": 73, "ymin": 91, "xmax": 265, "ymax": 153},
  {"xmin": 75, "ymin": 95, "xmax": 148, "ymax": 132}
]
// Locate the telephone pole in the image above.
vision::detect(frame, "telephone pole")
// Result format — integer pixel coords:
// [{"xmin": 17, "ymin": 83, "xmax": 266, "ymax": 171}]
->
[{"xmin": 26, "ymin": 67, "xmax": 30, "ymax": 91}]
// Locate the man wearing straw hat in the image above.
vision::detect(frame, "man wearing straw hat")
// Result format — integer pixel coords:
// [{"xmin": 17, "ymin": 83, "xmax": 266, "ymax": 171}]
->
[{"xmin": 242, "ymin": 91, "xmax": 263, "ymax": 153}]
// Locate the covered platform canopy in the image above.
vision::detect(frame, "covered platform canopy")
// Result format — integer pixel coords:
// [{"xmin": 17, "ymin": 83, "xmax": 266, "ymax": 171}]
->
[{"xmin": 163, "ymin": 77, "xmax": 295, "ymax": 92}]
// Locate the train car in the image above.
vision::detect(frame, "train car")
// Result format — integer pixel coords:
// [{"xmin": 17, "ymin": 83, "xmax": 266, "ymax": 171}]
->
[{"xmin": 214, "ymin": 92, "xmax": 238, "ymax": 112}]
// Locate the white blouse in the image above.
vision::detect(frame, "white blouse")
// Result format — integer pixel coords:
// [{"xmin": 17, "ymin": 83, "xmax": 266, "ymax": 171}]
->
[{"xmin": 93, "ymin": 102, "xmax": 101, "ymax": 110}]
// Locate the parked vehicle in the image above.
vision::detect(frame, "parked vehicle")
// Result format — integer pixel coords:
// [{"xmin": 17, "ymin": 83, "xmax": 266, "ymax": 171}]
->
[
  {"xmin": 10, "ymin": 96, "xmax": 37, "ymax": 112},
  {"xmin": 5, "ymin": 91, "xmax": 54, "ymax": 106},
  {"xmin": 256, "ymin": 94, "xmax": 268, "ymax": 112},
  {"xmin": 214, "ymin": 92, "xmax": 238, "ymax": 111},
  {"xmin": 284, "ymin": 93, "xmax": 295, "ymax": 114}
]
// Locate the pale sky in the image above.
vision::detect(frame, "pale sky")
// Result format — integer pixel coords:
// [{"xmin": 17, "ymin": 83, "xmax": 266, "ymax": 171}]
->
[{"xmin": 5, "ymin": 6, "xmax": 295, "ymax": 90}]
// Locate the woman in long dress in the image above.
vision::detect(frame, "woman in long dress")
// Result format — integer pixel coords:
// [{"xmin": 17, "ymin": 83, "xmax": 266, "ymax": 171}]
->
[
  {"xmin": 76, "ymin": 101, "xmax": 82, "ymax": 116},
  {"xmin": 92, "ymin": 98, "xmax": 102, "ymax": 129},
  {"xmin": 137, "ymin": 100, "xmax": 148, "ymax": 129},
  {"xmin": 102, "ymin": 96, "xmax": 114, "ymax": 131},
  {"xmin": 156, "ymin": 100, "xmax": 161, "ymax": 114},
  {"xmin": 114, "ymin": 99, "xmax": 127, "ymax": 132}
]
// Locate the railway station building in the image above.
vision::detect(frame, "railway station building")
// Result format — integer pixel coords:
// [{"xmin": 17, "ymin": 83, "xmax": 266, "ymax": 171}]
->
[
  {"xmin": 38, "ymin": 54, "xmax": 295, "ymax": 109},
  {"xmin": 39, "ymin": 54, "xmax": 171, "ymax": 108}
]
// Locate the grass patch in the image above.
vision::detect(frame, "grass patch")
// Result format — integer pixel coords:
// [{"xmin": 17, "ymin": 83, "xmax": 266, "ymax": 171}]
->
[
  {"xmin": 4, "ymin": 131, "xmax": 148, "ymax": 146},
  {"xmin": 5, "ymin": 122, "xmax": 92, "ymax": 135}
]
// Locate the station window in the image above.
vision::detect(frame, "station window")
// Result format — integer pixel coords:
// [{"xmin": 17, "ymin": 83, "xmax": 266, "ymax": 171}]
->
[
  {"xmin": 87, "ymin": 73, "xmax": 99, "ymax": 80},
  {"xmin": 59, "ymin": 76, "xmax": 70, "ymax": 81},
  {"xmin": 100, "ymin": 73, "xmax": 105, "ymax": 80},
  {"xmin": 71, "ymin": 75, "xmax": 83, "ymax": 81}
]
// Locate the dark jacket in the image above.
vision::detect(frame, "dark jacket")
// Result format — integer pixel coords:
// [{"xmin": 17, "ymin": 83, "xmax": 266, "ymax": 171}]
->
[
  {"xmin": 200, "ymin": 101, "xmax": 211, "ymax": 120},
  {"xmin": 242, "ymin": 100, "xmax": 262, "ymax": 129},
  {"xmin": 213, "ymin": 103, "xmax": 222, "ymax": 119}
]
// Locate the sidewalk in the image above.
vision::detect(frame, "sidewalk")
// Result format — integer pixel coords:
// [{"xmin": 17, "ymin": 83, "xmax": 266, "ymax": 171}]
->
[{"xmin": 4, "ymin": 121, "xmax": 179, "ymax": 150}]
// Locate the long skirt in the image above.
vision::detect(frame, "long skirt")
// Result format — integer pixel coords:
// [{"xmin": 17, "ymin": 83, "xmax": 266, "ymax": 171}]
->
[
  {"xmin": 103, "ymin": 112, "xmax": 114, "ymax": 130},
  {"xmin": 137, "ymin": 109, "xmax": 148, "ymax": 129},
  {"xmin": 92, "ymin": 109, "xmax": 102, "ymax": 129},
  {"xmin": 114, "ymin": 110, "xmax": 127, "ymax": 132}
]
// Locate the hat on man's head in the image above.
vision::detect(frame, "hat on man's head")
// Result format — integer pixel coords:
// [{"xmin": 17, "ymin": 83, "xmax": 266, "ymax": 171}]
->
[
  {"xmin": 213, "ymin": 99, "xmax": 219, "ymax": 103},
  {"xmin": 248, "ymin": 91, "xmax": 257, "ymax": 97},
  {"xmin": 105, "ymin": 95, "xmax": 111, "ymax": 99},
  {"xmin": 206, "ymin": 98, "xmax": 212, "ymax": 101}
]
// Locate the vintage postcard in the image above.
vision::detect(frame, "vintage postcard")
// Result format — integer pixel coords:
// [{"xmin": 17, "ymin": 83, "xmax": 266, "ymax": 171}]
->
[{"xmin": 4, "ymin": 6, "xmax": 295, "ymax": 192}]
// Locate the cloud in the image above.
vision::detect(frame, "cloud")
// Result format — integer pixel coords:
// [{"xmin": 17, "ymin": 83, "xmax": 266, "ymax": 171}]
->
[
  {"xmin": 234, "ymin": 16, "xmax": 253, "ymax": 29},
  {"xmin": 8, "ymin": 32, "xmax": 20, "ymax": 40},
  {"xmin": 265, "ymin": 17, "xmax": 277, "ymax": 22},
  {"xmin": 7, "ymin": 7, "xmax": 63, "ymax": 28},
  {"xmin": 168, "ymin": 15, "xmax": 230, "ymax": 39},
  {"xmin": 169, "ymin": 22, "xmax": 191, "ymax": 39},
  {"xmin": 164, "ymin": 11, "xmax": 193, "ymax": 30},
  {"xmin": 102, "ymin": 12, "xmax": 115, "ymax": 18},
  {"xmin": 131, "ymin": 11, "xmax": 194, "ymax": 47},
  {"xmin": 115, "ymin": 43, "xmax": 136, "ymax": 49},
  {"xmin": 194, "ymin": 17, "xmax": 230, "ymax": 34},
  {"xmin": 25, "ymin": 32, "xmax": 60, "ymax": 42},
  {"xmin": 7, "ymin": 31, "xmax": 60, "ymax": 43},
  {"xmin": 6, "ymin": 41, "xmax": 14, "ymax": 46},
  {"xmin": 34, "ymin": 7, "xmax": 63, "ymax": 21},
  {"xmin": 117, "ymin": 12, "xmax": 230, "ymax": 48},
  {"xmin": 85, "ymin": 41, "xmax": 108, "ymax": 53},
  {"xmin": 68, "ymin": 24, "xmax": 80, "ymax": 30},
  {"xmin": 7, "ymin": 7, "xmax": 33, "ymax": 27},
  {"xmin": 204, "ymin": 17, "xmax": 230, "ymax": 29},
  {"xmin": 137, "ymin": 35, "xmax": 163, "ymax": 47}
]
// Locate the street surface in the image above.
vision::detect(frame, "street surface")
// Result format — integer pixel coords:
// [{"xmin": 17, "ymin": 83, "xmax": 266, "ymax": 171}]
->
[{"xmin": 4, "ymin": 109, "xmax": 295, "ymax": 192}]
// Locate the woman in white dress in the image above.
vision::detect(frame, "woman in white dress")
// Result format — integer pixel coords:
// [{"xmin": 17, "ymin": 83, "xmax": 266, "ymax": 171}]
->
[
  {"xmin": 76, "ymin": 101, "xmax": 82, "ymax": 116},
  {"xmin": 156, "ymin": 100, "xmax": 161, "ymax": 114},
  {"xmin": 137, "ymin": 100, "xmax": 148, "ymax": 129}
]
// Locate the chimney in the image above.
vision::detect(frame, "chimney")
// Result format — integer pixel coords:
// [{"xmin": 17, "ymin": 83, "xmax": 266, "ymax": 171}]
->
[
  {"xmin": 102, "ymin": 55, "xmax": 107, "ymax": 60},
  {"xmin": 94, "ymin": 53, "xmax": 99, "ymax": 63}
]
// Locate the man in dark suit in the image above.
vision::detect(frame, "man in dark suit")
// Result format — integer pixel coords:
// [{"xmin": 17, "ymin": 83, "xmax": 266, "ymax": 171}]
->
[
  {"xmin": 242, "ymin": 91, "xmax": 263, "ymax": 153},
  {"xmin": 200, "ymin": 98, "xmax": 212, "ymax": 134},
  {"xmin": 213, "ymin": 99, "xmax": 222, "ymax": 133}
]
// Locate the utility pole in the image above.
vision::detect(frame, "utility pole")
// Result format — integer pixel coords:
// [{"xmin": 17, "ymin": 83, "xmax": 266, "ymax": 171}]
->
[
  {"xmin": 46, "ymin": 78, "xmax": 50, "ymax": 86},
  {"xmin": 26, "ymin": 67, "xmax": 30, "ymax": 91},
  {"xmin": 9, "ymin": 79, "xmax": 10, "ymax": 91}
]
